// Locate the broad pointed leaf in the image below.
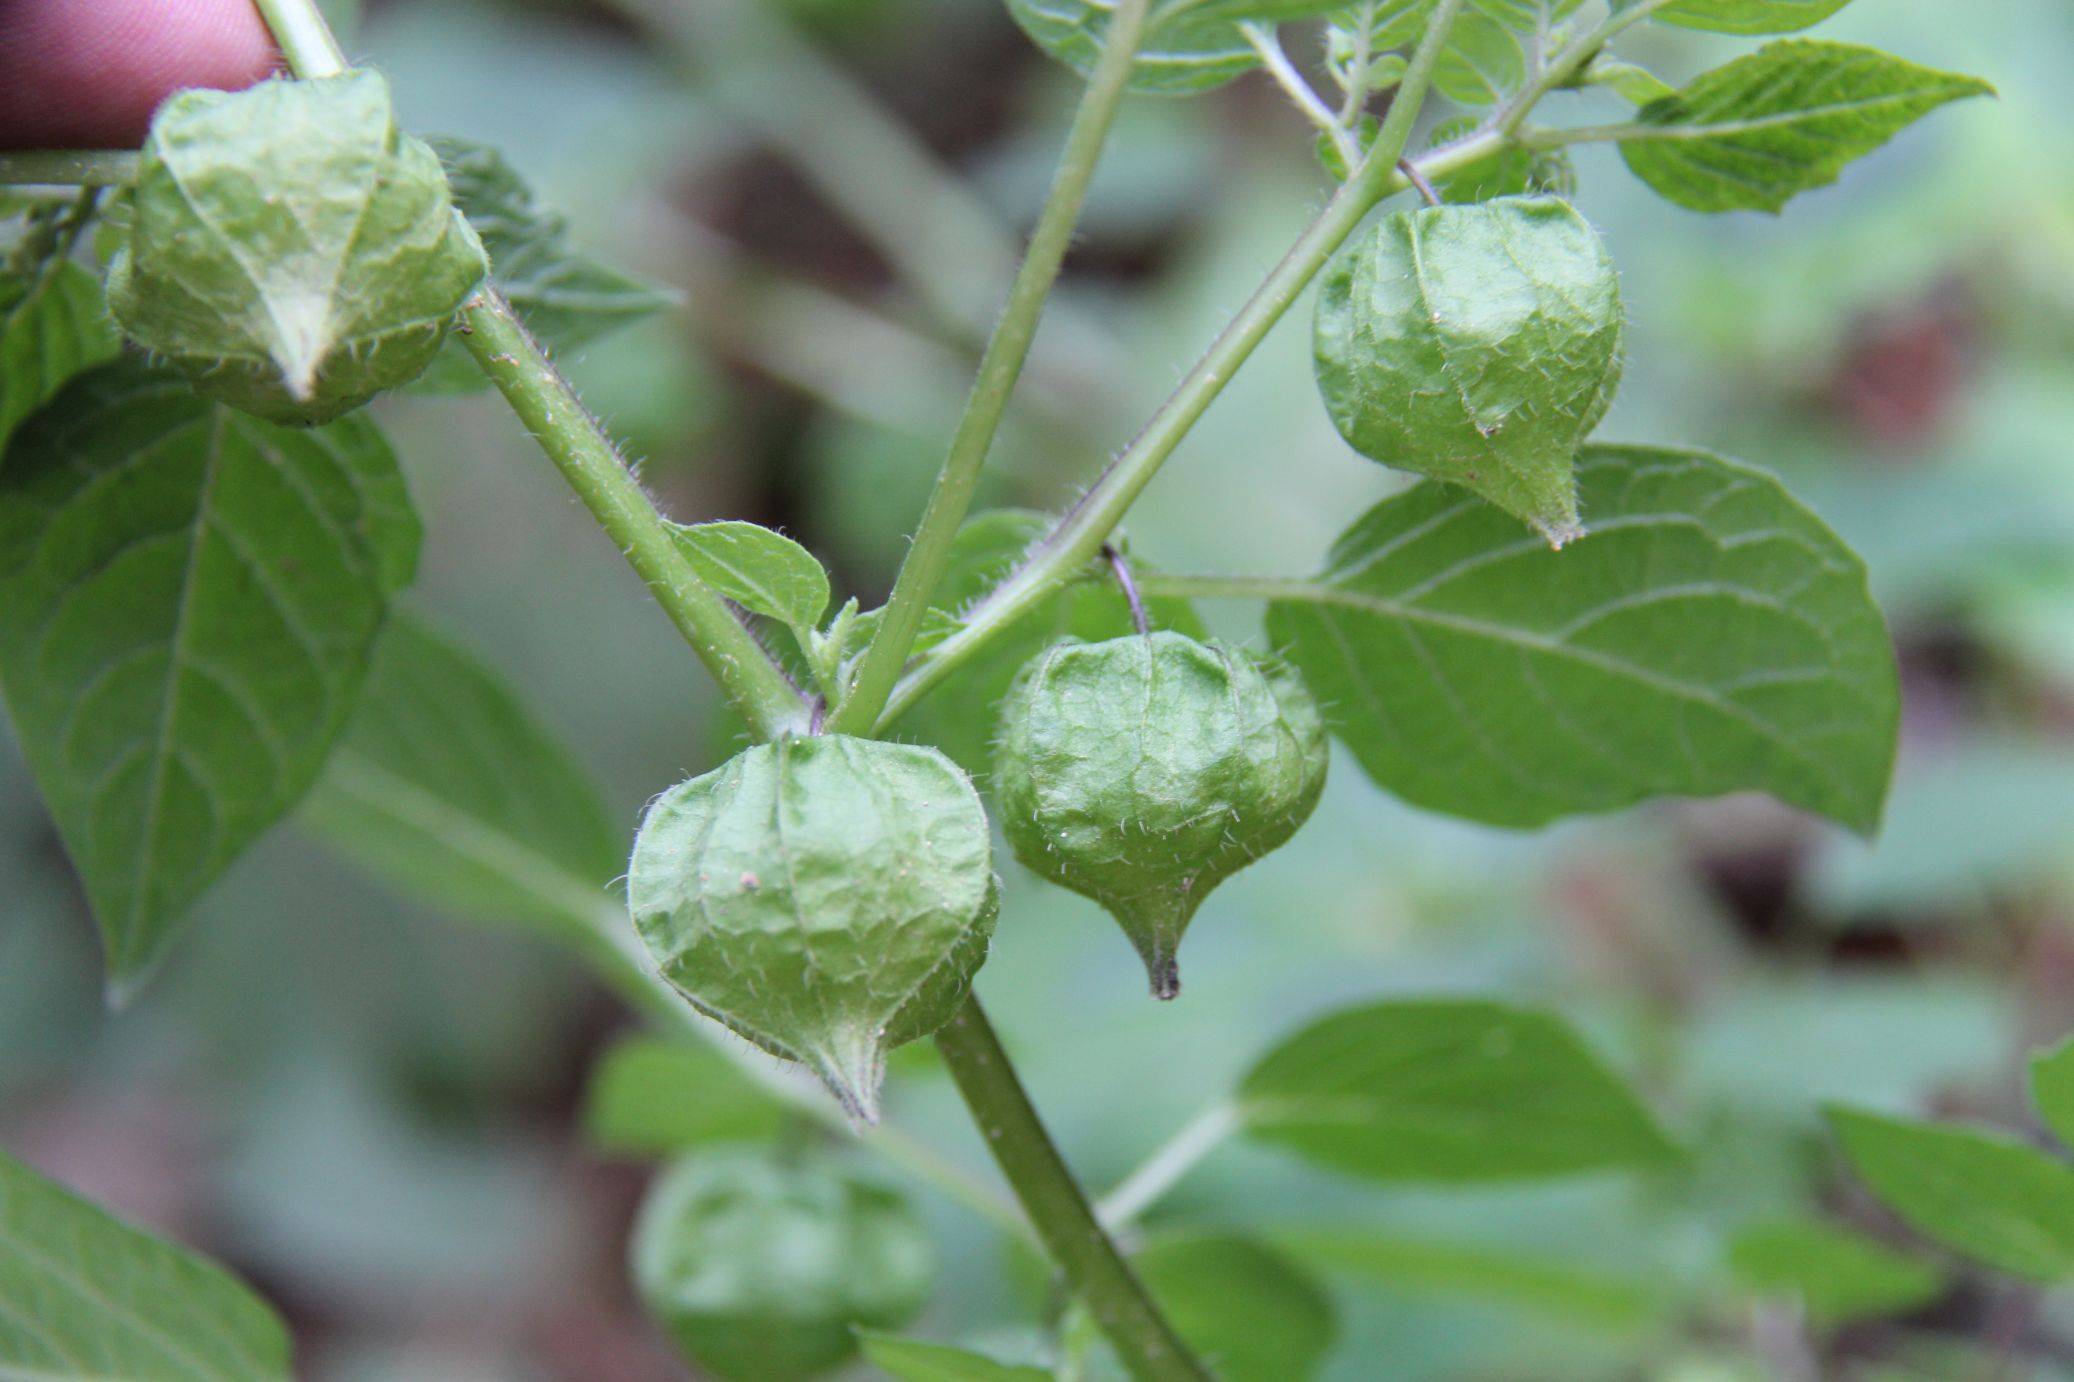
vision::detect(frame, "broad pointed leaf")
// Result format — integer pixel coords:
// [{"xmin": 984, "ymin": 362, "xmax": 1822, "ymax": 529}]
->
[
  {"xmin": 1266, "ymin": 444, "xmax": 1899, "ymax": 832},
  {"xmin": 1239, "ymin": 999, "xmax": 1679, "ymax": 1182},
  {"xmin": 1236, "ymin": 996, "xmax": 1675, "ymax": 1178},
  {"xmin": 300, "ymin": 613, "xmax": 621, "ymax": 943},
  {"xmin": 0, "ymin": 259, "xmax": 117, "ymax": 453},
  {"xmin": 1278, "ymin": 1230, "xmax": 1663, "ymax": 1332},
  {"xmin": 1727, "ymin": 1219, "xmax": 1942, "ymax": 1324},
  {"xmin": 859, "ymin": 1333, "xmax": 1054, "ymax": 1382},
  {"xmin": 0, "ymin": 1146, "xmax": 292, "ymax": 1379},
  {"xmin": 1829, "ymin": 1106, "xmax": 2074, "ymax": 1283},
  {"xmin": 416, "ymin": 137, "xmax": 673, "ymax": 392},
  {"xmin": 1618, "ymin": 42, "xmax": 1993, "ymax": 213},
  {"xmin": 1654, "ymin": 0, "xmax": 1855, "ymax": 34},
  {"xmin": 2031, "ymin": 1038, "xmax": 2074, "ymax": 1153},
  {"xmin": 1127, "ymin": 1236, "xmax": 1337, "ymax": 1382},
  {"xmin": 0, "ymin": 360, "xmax": 417, "ymax": 995},
  {"xmin": 583, "ymin": 1035, "xmax": 788, "ymax": 1156}
]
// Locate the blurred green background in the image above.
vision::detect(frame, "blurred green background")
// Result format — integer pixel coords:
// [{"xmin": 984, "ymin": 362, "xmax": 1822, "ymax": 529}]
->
[{"xmin": 5, "ymin": 0, "xmax": 2074, "ymax": 1376}]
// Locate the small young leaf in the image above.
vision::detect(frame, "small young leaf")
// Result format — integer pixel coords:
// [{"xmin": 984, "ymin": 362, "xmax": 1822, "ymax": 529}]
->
[
  {"xmin": 1829, "ymin": 1106, "xmax": 2074, "ymax": 1283},
  {"xmin": 582, "ymin": 1036, "xmax": 788, "ymax": 1156},
  {"xmin": 0, "ymin": 361, "xmax": 418, "ymax": 996},
  {"xmin": 1434, "ymin": 11, "xmax": 1524, "ymax": 107},
  {"xmin": 671, "ymin": 520, "xmax": 831, "ymax": 634},
  {"xmin": 1267, "ymin": 445, "xmax": 1900, "ymax": 832},
  {"xmin": 301, "ymin": 613, "xmax": 621, "ymax": 942},
  {"xmin": 0, "ymin": 1147, "xmax": 292, "ymax": 1379},
  {"xmin": 1582, "ymin": 56, "xmax": 1675, "ymax": 106},
  {"xmin": 1618, "ymin": 42, "xmax": 1994, "ymax": 214},
  {"xmin": 106, "ymin": 72, "xmax": 488, "ymax": 424},
  {"xmin": 2031, "ymin": 1037, "xmax": 2074, "ymax": 1152},
  {"xmin": 858, "ymin": 1332, "xmax": 1054, "ymax": 1382},
  {"xmin": 1128, "ymin": 1236, "xmax": 1337, "ymax": 1382},
  {"xmin": 1278, "ymin": 1230, "xmax": 1663, "ymax": 1332},
  {"xmin": 0, "ymin": 259, "xmax": 117, "ymax": 455},
  {"xmin": 1238, "ymin": 999, "xmax": 1679, "ymax": 1182},
  {"xmin": 1314, "ymin": 195, "xmax": 1623, "ymax": 543},
  {"xmin": 1728, "ymin": 1219, "xmax": 1942, "ymax": 1325},
  {"xmin": 414, "ymin": 137, "xmax": 674, "ymax": 393},
  {"xmin": 1653, "ymin": 0, "xmax": 1855, "ymax": 34}
]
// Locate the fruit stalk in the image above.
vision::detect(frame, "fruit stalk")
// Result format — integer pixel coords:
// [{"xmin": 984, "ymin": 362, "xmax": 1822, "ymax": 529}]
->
[{"xmin": 935, "ymin": 999, "xmax": 1211, "ymax": 1382}]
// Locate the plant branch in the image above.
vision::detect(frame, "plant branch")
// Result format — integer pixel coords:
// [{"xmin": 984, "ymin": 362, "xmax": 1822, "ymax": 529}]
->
[
  {"xmin": 252, "ymin": 0, "xmax": 811, "ymax": 740},
  {"xmin": 0, "ymin": 150, "xmax": 141, "ymax": 186},
  {"xmin": 252, "ymin": 0, "xmax": 349, "ymax": 78},
  {"xmin": 1098, "ymin": 1101, "xmax": 1240, "ymax": 1229},
  {"xmin": 1243, "ymin": 22, "xmax": 1357, "ymax": 167},
  {"xmin": 825, "ymin": 0, "xmax": 1155, "ymax": 735},
  {"xmin": 457, "ymin": 295, "xmax": 812, "ymax": 740},
  {"xmin": 935, "ymin": 1000, "xmax": 1210, "ymax": 1381},
  {"xmin": 874, "ymin": 0, "xmax": 1477, "ymax": 732}
]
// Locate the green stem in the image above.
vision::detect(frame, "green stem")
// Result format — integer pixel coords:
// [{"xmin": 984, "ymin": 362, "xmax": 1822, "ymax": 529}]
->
[
  {"xmin": 252, "ymin": 0, "xmax": 349, "ymax": 78},
  {"xmin": 0, "ymin": 150, "xmax": 140, "ymax": 186},
  {"xmin": 1098, "ymin": 1101, "xmax": 1240, "ymax": 1229},
  {"xmin": 935, "ymin": 1000, "xmax": 1210, "ymax": 1382},
  {"xmin": 826, "ymin": 0, "xmax": 1155, "ymax": 736},
  {"xmin": 252, "ymin": 0, "xmax": 809, "ymax": 739},
  {"xmin": 1133, "ymin": 572, "xmax": 1319, "ymax": 603},
  {"xmin": 874, "ymin": 0, "xmax": 1474, "ymax": 732},
  {"xmin": 457, "ymin": 295, "xmax": 811, "ymax": 740}
]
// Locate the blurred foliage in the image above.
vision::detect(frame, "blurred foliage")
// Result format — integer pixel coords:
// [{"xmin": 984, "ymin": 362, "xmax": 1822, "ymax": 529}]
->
[{"xmin": 3, "ymin": 0, "xmax": 2073, "ymax": 1378}]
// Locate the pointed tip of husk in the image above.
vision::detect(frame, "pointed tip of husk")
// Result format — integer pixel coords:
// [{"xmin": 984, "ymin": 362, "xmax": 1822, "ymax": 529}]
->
[{"xmin": 810, "ymin": 1031, "xmax": 887, "ymax": 1129}]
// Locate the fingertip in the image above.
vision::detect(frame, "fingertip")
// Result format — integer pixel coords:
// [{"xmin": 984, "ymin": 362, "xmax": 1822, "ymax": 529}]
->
[{"xmin": 0, "ymin": 0, "xmax": 284, "ymax": 150}]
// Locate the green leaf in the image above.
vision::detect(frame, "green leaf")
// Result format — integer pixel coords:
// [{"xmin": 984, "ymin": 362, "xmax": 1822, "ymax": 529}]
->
[
  {"xmin": 0, "ymin": 1146, "xmax": 292, "ymax": 1379},
  {"xmin": 1434, "ymin": 10, "xmax": 1524, "ymax": 106},
  {"xmin": 1006, "ymin": 0, "xmax": 1337, "ymax": 95},
  {"xmin": 1581, "ymin": 56, "xmax": 1675, "ymax": 106},
  {"xmin": 0, "ymin": 259, "xmax": 117, "ymax": 455},
  {"xmin": 1653, "ymin": 0, "xmax": 1855, "ymax": 34},
  {"xmin": 1467, "ymin": 0, "xmax": 1584, "ymax": 33},
  {"xmin": 1617, "ymin": 42, "xmax": 1994, "ymax": 214},
  {"xmin": 0, "ymin": 361, "xmax": 417, "ymax": 996},
  {"xmin": 1727, "ymin": 1219, "xmax": 1942, "ymax": 1325},
  {"xmin": 105, "ymin": 72, "xmax": 488, "ymax": 424},
  {"xmin": 671, "ymin": 520, "xmax": 831, "ymax": 635},
  {"xmin": 415, "ymin": 136, "xmax": 673, "ymax": 394},
  {"xmin": 1130, "ymin": 1236, "xmax": 1337, "ymax": 1382},
  {"xmin": 1238, "ymin": 999, "xmax": 1679, "ymax": 1182},
  {"xmin": 858, "ymin": 1332, "xmax": 1054, "ymax": 1382},
  {"xmin": 300, "ymin": 612, "xmax": 621, "ymax": 943},
  {"xmin": 901, "ymin": 510, "xmax": 1203, "ymax": 777},
  {"xmin": 582, "ymin": 1036, "xmax": 788, "ymax": 1156},
  {"xmin": 1277, "ymin": 1230, "xmax": 1662, "ymax": 1333},
  {"xmin": 1266, "ymin": 444, "xmax": 1899, "ymax": 832},
  {"xmin": 2031, "ymin": 1038, "xmax": 2074, "ymax": 1153},
  {"xmin": 1828, "ymin": 1106, "xmax": 2074, "ymax": 1283}
]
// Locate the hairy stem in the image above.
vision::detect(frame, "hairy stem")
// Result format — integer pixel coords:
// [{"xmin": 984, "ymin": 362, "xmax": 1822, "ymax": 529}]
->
[
  {"xmin": 827, "ymin": 0, "xmax": 1154, "ymax": 735},
  {"xmin": 457, "ymin": 295, "xmax": 812, "ymax": 739},
  {"xmin": 251, "ymin": 0, "xmax": 809, "ymax": 739},
  {"xmin": 0, "ymin": 150, "xmax": 141, "ymax": 186},
  {"xmin": 936, "ymin": 1000, "xmax": 1210, "ymax": 1381},
  {"xmin": 252, "ymin": 0, "xmax": 349, "ymax": 78},
  {"xmin": 1244, "ymin": 22, "xmax": 1358, "ymax": 167},
  {"xmin": 874, "ymin": 0, "xmax": 1475, "ymax": 731}
]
